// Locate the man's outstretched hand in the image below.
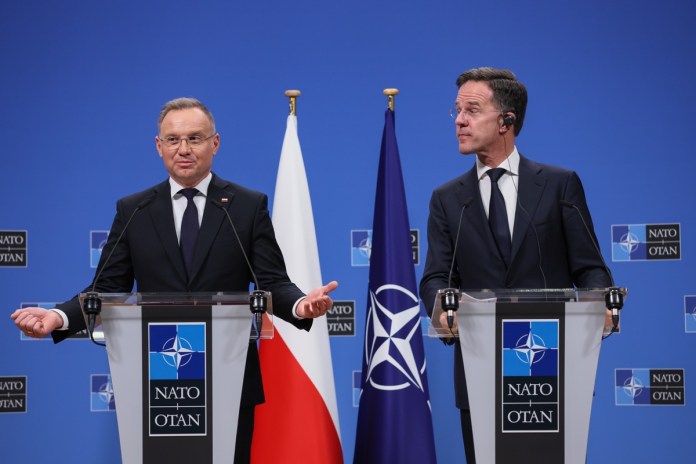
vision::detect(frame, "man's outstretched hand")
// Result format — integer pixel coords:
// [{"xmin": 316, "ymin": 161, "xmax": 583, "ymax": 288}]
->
[{"xmin": 296, "ymin": 281, "xmax": 339, "ymax": 318}]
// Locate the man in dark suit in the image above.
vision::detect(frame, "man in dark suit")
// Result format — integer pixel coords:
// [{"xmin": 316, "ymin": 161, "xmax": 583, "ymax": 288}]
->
[
  {"xmin": 419, "ymin": 67, "xmax": 612, "ymax": 463},
  {"xmin": 11, "ymin": 97, "xmax": 337, "ymax": 463}
]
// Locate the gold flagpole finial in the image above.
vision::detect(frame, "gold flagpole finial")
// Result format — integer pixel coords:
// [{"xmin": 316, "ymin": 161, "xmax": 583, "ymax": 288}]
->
[
  {"xmin": 285, "ymin": 90, "xmax": 301, "ymax": 115},
  {"xmin": 383, "ymin": 88, "xmax": 399, "ymax": 111}
]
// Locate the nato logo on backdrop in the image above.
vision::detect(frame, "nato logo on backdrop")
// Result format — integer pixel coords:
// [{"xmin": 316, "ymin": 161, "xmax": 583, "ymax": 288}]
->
[
  {"xmin": 351, "ymin": 229, "xmax": 420, "ymax": 266},
  {"xmin": 0, "ymin": 376, "xmax": 27, "ymax": 413},
  {"xmin": 685, "ymin": 295, "xmax": 696, "ymax": 333},
  {"xmin": 91, "ymin": 374, "xmax": 116, "ymax": 412},
  {"xmin": 148, "ymin": 323, "xmax": 207, "ymax": 436},
  {"xmin": 0, "ymin": 230, "xmax": 27, "ymax": 267},
  {"xmin": 615, "ymin": 368, "xmax": 685, "ymax": 406},
  {"xmin": 502, "ymin": 319, "xmax": 559, "ymax": 432},
  {"xmin": 90, "ymin": 230, "xmax": 109, "ymax": 268},
  {"xmin": 611, "ymin": 223, "xmax": 681, "ymax": 261}
]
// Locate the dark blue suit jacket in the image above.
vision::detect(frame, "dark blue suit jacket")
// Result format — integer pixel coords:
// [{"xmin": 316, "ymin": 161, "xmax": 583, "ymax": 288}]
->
[
  {"xmin": 54, "ymin": 173, "xmax": 310, "ymax": 406},
  {"xmin": 420, "ymin": 155, "xmax": 611, "ymax": 408}
]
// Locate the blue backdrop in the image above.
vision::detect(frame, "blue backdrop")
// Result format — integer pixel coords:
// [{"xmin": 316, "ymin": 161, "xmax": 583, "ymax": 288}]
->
[{"xmin": 2, "ymin": 1, "xmax": 694, "ymax": 462}]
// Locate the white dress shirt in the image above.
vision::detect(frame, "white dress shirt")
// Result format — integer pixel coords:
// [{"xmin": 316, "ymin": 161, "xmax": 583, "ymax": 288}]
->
[
  {"xmin": 476, "ymin": 147, "xmax": 520, "ymax": 240},
  {"xmin": 170, "ymin": 173, "xmax": 211, "ymax": 243}
]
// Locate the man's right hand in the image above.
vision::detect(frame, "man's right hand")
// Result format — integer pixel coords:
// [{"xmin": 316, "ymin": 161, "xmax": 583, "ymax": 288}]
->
[
  {"xmin": 439, "ymin": 310, "xmax": 459, "ymax": 335},
  {"xmin": 10, "ymin": 307, "xmax": 63, "ymax": 338}
]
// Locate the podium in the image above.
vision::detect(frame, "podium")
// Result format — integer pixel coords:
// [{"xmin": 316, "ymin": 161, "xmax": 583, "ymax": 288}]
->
[
  {"xmin": 80, "ymin": 292, "xmax": 273, "ymax": 464},
  {"xmin": 429, "ymin": 288, "xmax": 626, "ymax": 464}
]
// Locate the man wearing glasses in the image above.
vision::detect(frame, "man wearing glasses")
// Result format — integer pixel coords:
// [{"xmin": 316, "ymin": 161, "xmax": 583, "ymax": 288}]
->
[
  {"xmin": 419, "ymin": 68, "xmax": 613, "ymax": 463},
  {"xmin": 12, "ymin": 97, "xmax": 338, "ymax": 463}
]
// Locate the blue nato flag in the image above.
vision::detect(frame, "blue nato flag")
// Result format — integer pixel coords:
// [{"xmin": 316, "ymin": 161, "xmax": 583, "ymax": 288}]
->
[{"xmin": 353, "ymin": 108, "xmax": 437, "ymax": 464}]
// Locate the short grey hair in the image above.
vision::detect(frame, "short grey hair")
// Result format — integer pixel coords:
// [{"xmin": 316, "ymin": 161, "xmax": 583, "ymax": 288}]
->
[{"xmin": 157, "ymin": 97, "xmax": 216, "ymax": 133}]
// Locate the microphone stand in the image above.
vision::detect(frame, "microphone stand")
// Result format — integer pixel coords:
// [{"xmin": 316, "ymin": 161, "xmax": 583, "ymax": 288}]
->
[
  {"xmin": 84, "ymin": 291, "xmax": 106, "ymax": 347},
  {"xmin": 250, "ymin": 290, "xmax": 267, "ymax": 340}
]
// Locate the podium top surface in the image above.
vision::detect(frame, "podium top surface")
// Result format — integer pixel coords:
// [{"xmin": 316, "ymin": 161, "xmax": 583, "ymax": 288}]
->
[
  {"xmin": 428, "ymin": 287, "xmax": 627, "ymax": 339},
  {"xmin": 443, "ymin": 287, "xmax": 627, "ymax": 302},
  {"xmin": 78, "ymin": 291, "xmax": 265, "ymax": 306}
]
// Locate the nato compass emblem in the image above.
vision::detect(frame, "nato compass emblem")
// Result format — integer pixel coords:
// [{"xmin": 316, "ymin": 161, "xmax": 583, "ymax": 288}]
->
[
  {"xmin": 615, "ymin": 369, "xmax": 650, "ymax": 405},
  {"xmin": 149, "ymin": 323, "xmax": 207, "ymax": 436},
  {"xmin": 91, "ymin": 374, "xmax": 116, "ymax": 412},
  {"xmin": 612, "ymin": 225, "xmax": 645, "ymax": 261},
  {"xmin": 503, "ymin": 320, "xmax": 558, "ymax": 377},
  {"xmin": 513, "ymin": 331, "xmax": 549, "ymax": 366},
  {"xmin": 161, "ymin": 334, "xmax": 196, "ymax": 370},
  {"xmin": 351, "ymin": 230, "xmax": 372, "ymax": 266},
  {"xmin": 623, "ymin": 376, "xmax": 644, "ymax": 399},
  {"xmin": 149, "ymin": 323, "xmax": 206, "ymax": 380},
  {"xmin": 362, "ymin": 284, "xmax": 427, "ymax": 393}
]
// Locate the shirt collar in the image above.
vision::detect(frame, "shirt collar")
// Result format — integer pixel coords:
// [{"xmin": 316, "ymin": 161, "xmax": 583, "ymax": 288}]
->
[
  {"xmin": 476, "ymin": 146, "xmax": 520, "ymax": 181},
  {"xmin": 169, "ymin": 172, "xmax": 212, "ymax": 199}
]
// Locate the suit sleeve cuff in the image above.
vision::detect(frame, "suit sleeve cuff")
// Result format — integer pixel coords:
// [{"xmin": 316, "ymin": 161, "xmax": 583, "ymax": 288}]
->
[
  {"xmin": 292, "ymin": 297, "xmax": 305, "ymax": 319},
  {"xmin": 51, "ymin": 308, "xmax": 69, "ymax": 331}
]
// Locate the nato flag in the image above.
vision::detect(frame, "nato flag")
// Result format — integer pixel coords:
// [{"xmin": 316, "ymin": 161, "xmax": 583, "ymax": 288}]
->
[{"xmin": 353, "ymin": 108, "xmax": 437, "ymax": 464}]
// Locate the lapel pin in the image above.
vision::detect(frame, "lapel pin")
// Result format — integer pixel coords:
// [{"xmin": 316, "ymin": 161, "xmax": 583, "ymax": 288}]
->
[{"xmin": 220, "ymin": 197, "xmax": 229, "ymax": 203}]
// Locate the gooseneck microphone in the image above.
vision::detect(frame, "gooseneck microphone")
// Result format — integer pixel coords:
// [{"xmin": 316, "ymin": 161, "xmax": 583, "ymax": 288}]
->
[
  {"xmin": 210, "ymin": 199, "xmax": 267, "ymax": 339},
  {"xmin": 442, "ymin": 197, "xmax": 473, "ymax": 331},
  {"xmin": 560, "ymin": 199, "xmax": 623, "ymax": 331},
  {"xmin": 84, "ymin": 193, "xmax": 156, "ymax": 346}
]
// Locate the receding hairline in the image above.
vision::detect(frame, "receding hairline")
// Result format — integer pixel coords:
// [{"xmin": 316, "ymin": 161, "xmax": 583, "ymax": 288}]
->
[{"xmin": 157, "ymin": 97, "xmax": 216, "ymax": 133}]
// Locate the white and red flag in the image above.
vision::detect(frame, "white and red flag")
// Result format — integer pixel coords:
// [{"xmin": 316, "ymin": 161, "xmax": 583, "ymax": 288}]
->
[{"xmin": 251, "ymin": 113, "xmax": 343, "ymax": 463}]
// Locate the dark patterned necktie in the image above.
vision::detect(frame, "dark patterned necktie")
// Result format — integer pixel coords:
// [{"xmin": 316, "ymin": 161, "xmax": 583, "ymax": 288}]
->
[
  {"xmin": 487, "ymin": 168, "xmax": 511, "ymax": 267},
  {"xmin": 179, "ymin": 188, "xmax": 199, "ymax": 273}
]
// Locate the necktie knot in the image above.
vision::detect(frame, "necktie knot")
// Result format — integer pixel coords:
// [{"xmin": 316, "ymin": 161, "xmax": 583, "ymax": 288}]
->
[
  {"xmin": 487, "ymin": 168, "xmax": 506, "ymax": 183},
  {"xmin": 180, "ymin": 188, "xmax": 198, "ymax": 201}
]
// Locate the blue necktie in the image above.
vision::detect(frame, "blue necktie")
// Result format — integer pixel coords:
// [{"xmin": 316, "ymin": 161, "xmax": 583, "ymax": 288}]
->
[
  {"xmin": 487, "ymin": 168, "xmax": 511, "ymax": 267},
  {"xmin": 179, "ymin": 188, "xmax": 199, "ymax": 273}
]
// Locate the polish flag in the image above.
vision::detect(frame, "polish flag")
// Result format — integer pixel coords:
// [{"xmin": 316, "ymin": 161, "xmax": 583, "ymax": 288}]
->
[{"xmin": 251, "ymin": 114, "xmax": 343, "ymax": 463}]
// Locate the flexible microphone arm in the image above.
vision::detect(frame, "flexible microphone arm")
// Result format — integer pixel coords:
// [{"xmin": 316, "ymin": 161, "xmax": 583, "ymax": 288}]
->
[
  {"xmin": 441, "ymin": 197, "xmax": 473, "ymax": 331},
  {"xmin": 211, "ymin": 199, "xmax": 267, "ymax": 339},
  {"xmin": 560, "ymin": 200, "xmax": 623, "ymax": 331}
]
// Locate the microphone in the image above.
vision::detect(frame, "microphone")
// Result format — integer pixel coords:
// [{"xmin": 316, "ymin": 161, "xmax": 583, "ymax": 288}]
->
[
  {"xmin": 210, "ymin": 198, "xmax": 267, "ymax": 339},
  {"xmin": 442, "ymin": 197, "xmax": 473, "ymax": 331},
  {"xmin": 84, "ymin": 193, "xmax": 156, "ymax": 346},
  {"xmin": 560, "ymin": 199, "xmax": 623, "ymax": 331}
]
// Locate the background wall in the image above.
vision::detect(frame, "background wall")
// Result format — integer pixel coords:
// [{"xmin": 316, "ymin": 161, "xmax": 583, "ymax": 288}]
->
[{"xmin": 2, "ymin": 1, "xmax": 694, "ymax": 462}]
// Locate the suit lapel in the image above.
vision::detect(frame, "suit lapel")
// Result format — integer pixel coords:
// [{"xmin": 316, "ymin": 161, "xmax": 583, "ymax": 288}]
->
[
  {"xmin": 510, "ymin": 156, "xmax": 546, "ymax": 264},
  {"xmin": 456, "ymin": 167, "xmax": 501, "ymax": 258},
  {"xmin": 148, "ymin": 180, "xmax": 188, "ymax": 283},
  {"xmin": 188, "ymin": 174, "xmax": 236, "ymax": 283}
]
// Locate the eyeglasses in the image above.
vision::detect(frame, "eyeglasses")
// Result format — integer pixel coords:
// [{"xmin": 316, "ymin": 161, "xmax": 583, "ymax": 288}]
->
[
  {"xmin": 449, "ymin": 107, "xmax": 502, "ymax": 120},
  {"xmin": 158, "ymin": 133, "xmax": 217, "ymax": 149}
]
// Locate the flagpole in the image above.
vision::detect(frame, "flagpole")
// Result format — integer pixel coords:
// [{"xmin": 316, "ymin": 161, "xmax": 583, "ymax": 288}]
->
[
  {"xmin": 285, "ymin": 89, "xmax": 301, "ymax": 115},
  {"xmin": 383, "ymin": 88, "xmax": 398, "ymax": 110},
  {"xmin": 354, "ymin": 86, "xmax": 437, "ymax": 464}
]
